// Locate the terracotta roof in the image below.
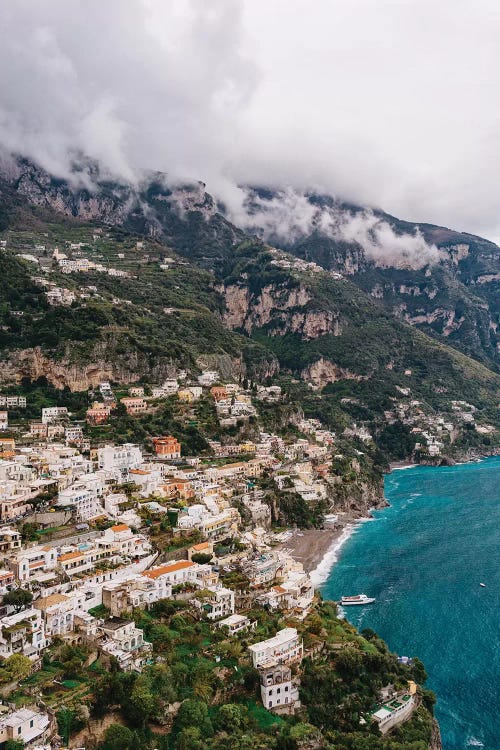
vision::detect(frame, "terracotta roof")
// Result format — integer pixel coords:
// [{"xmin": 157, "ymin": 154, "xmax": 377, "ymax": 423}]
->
[
  {"xmin": 192, "ymin": 542, "xmax": 210, "ymax": 551},
  {"xmin": 111, "ymin": 524, "xmax": 130, "ymax": 532},
  {"xmin": 58, "ymin": 550, "xmax": 84, "ymax": 562},
  {"xmin": 142, "ymin": 560, "xmax": 193, "ymax": 579},
  {"xmin": 35, "ymin": 593, "xmax": 69, "ymax": 609}
]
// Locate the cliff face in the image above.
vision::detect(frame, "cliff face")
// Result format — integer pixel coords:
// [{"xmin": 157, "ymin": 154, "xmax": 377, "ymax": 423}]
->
[
  {"xmin": 10, "ymin": 158, "xmax": 137, "ymax": 223},
  {"xmin": 0, "ymin": 345, "xmax": 168, "ymax": 391},
  {"xmin": 241, "ymin": 191, "xmax": 499, "ymax": 372},
  {"xmin": 2, "ymin": 157, "xmax": 498, "ymax": 370},
  {"xmin": 327, "ymin": 472, "xmax": 386, "ymax": 516},
  {"xmin": 0, "ymin": 345, "xmax": 274, "ymax": 393},
  {"xmin": 223, "ymin": 282, "xmax": 343, "ymax": 340},
  {"xmin": 301, "ymin": 357, "xmax": 364, "ymax": 389},
  {"xmin": 0, "ymin": 157, "xmax": 245, "ymax": 264}
]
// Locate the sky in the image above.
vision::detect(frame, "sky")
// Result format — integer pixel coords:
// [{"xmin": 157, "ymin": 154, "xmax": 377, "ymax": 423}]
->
[{"xmin": 1, "ymin": 0, "xmax": 500, "ymax": 240}]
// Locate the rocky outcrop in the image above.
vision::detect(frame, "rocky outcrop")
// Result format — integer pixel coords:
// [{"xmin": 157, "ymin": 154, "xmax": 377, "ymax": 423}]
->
[
  {"xmin": 403, "ymin": 308, "xmax": 465, "ymax": 336},
  {"xmin": 301, "ymin": 358, "xmax": 364, "ymax": 389},
  {"xmin": 327, "ymin": 475, "xmax": 386, "ymax": 515},
  {"xmin": 429, "ymin": 718, "xmax": 443, "ymax": 750},
  {"xmin": 223, "ymin": 283, "xmax": 340, "ymax": 339},
  {"xmin": 11, "ymin": 159, "xmax": 137, "ymax": 223},
  {"xmin": 446, "ymin": 243, "xmax": 470, "ymax": 264},
  {"xmin": 0, "ymin": 347, "xmax": 116, "ymax": 391},
  {"xmin": 223, "ymin": 283, "xmax": 312, "ymax": 333},
  {"xmin": 285, "ymin": 310, "xmax": 341, "ymax": 339},
  {"xmin": 223, "ymin": 285, "xmax": 252, "ymax": 330},
  {"xmin": 0, "ymin": 343, "xmax": 277, "ymax": 392}
]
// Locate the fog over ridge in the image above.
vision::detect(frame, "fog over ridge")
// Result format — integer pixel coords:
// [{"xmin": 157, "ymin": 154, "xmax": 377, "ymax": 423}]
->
[
  {"xmin": 227, "ymin": 188, "xmax": 442, "ymax": 269},
  {"xmin": 2, "ymin": 0, "xmax": 500, "ymax": 244}
]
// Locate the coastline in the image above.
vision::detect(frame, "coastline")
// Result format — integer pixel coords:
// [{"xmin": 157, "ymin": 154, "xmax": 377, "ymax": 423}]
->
[
  {"xmin": 288, "ymin": 454, "xmax": 499, "ymax": 591},
  {"xmin": 283, "ymin": 516, "xmax": 372, "ymax": 586},
  {"xmin": 309, "ymin": 521, "xmax": 364, "ymax": 587}
]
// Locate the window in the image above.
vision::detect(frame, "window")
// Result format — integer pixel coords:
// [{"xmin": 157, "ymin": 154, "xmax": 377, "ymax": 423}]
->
[{"xmin": 30, "ymin": 720, "xmax": 34, "ymax": 728}]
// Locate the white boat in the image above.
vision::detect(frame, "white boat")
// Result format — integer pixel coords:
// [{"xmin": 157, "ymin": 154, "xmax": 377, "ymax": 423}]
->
[
  {"xmin": 480, "ymin": 583, "xmax": 486, "ymax": 588},
  {"xmin": 341, "ymin": 594, "xmax": 376, "ymax": 606}
]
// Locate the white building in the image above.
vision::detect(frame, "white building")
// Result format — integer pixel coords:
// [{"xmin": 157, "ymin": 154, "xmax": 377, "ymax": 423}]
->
[
  {"xmin": 58, "ymin": 481, "xmax": 104, "ymax": 522},
  {"xmin": 163, "ymin": 378, "xmax": 179, "ymax": 395},
  {"xmin": 198, "ymin": 370, "xmax": 219, "ymax": 386},
  {"xmin": 41, "ymin": 407, "xmax": 69, "ymax": 424},
  {"xmin": 65, "ymin": 425, "xmax": 84, "ymax": 444},
  {"xmin": 248, "ymin": 628, "xmax": 303, "ymax": 669},
  {"xmin": 97, "ymin": 444, "xmax": 143, "ymax": 479},
  {"xmin": 0, "ymin": 608, "xmax": 49, "ymax": 660},
  {"xmin": 0, "ymin": 396, "xmax": 26, "ymax": 408},
  {"xmin": 371, "ymin": 686, "xmax": 417, "ymax": 734},
  {"xmin": 34, "ymin": 592, "xmax": 77, "ymax": 636},
  {"xmin": 99, "ymin": 617, "xmax": 152, "ymax": 671},
  {"xmin": 217, "ymin": 614, "xmax": 254, "ymax": 635},
  {"xmin": 0, "ymin": 707, "xmax": 52, "ymax": 748},
  {"xmin": 195, "ymin": 586, "xmax": 235, "ymax": 621},
  {"xmin": 103, "ymin": 573, "xmax": 172, "ymax": 616},
  {"xmin": 259, "ymin": 662, "xmax": 300, "ymax": 712}
]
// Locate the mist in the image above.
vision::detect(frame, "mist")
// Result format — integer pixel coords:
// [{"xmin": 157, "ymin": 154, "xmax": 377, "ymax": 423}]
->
[
  {"xmin": 2, "ymin": 0, "xmax": 500, "ymax": 242},
  {"xmin": 228, "ymin": 188, "xmax": 441, "ymax": 269}
]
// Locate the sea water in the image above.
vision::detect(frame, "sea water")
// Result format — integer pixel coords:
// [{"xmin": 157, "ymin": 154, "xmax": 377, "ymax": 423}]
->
[{"xmin": 321, "ymin": 457, "xmax": 500, "ymax": 750}]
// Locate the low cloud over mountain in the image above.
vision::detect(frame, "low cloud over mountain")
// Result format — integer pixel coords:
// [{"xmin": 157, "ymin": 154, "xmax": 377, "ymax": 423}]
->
[{"xmin": 2, "ymin": 1, "xmax": 500, "ymax": 242}]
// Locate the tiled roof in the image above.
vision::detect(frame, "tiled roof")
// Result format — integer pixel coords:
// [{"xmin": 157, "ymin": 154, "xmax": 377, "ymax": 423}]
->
[{"xmin": 142, "ymin": 560, "xmax": 193, "ymax": 579}]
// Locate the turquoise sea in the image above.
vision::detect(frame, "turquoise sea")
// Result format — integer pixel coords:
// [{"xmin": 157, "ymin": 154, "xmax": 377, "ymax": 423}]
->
[{"xmin": 320, "ymin": 457, "xmax": 500, "ymax": 750}]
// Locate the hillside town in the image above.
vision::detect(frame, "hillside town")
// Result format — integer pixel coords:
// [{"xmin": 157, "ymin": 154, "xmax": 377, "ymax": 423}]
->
[{"xmin": 0, "ymin": 366, "xmax": 445, "ymax": 748}]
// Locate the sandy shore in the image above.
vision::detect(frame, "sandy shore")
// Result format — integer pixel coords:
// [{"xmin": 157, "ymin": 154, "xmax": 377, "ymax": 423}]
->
[
  {"xmin": 282, "ymin": 515, "xmax": 373, "ymax": 588},
  {"xmin": 282, "ymin": 527, "xmax": 344, "ymax": 574},
  {"xmin": 389, "ymin": 461, "xmax": 418, "ymax": 471}
]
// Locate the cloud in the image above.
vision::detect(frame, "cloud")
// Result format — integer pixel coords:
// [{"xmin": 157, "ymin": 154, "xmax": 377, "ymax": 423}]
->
[
  {"xmin": 0, "ymin": 0, "xmax": 257, "ymax": 188},
  {"xmin": 227, "ymin": 188, "xmax": 441, "ymax": 269},
  {"xmin": 331, "ymin": 210, "xmax": 441, "ymax": 269},
  {"xmin": 1, "ymin": 1, "xmax": 500, "ymax": 240}
]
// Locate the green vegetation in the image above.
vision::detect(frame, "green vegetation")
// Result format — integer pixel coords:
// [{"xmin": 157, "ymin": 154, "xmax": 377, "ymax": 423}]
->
[
  {"xmin": 2, "ymin": 589, "xmax": 33, "ymax": 612},
  {"xmin": 0, "ymin": 586, "xmax": 434, "ymax": 749}
]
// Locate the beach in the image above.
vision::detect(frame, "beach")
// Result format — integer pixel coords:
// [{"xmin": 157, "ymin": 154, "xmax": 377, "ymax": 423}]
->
[
  {"xmin": 283, "ymin": 527, "xmax": 343, "ymax": 573},
  {"xmin": 283, "ymin": 515, "xmax": 370, "ymax": 586}
]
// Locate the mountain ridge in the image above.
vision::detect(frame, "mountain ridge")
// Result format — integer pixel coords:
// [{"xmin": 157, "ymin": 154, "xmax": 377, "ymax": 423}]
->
[{"xmin": 1, "ymin": 156, "xmax": 498, "ymax": 372}]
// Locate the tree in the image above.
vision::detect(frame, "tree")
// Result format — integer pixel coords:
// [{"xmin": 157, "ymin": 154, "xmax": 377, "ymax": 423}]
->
[
  {"xmin": 127, "ymin": 676, "xmax": 157, "ymax": 727},
  {"xmin": 176, "ymin": 726, "xmax": 205, "ymax": 750},
  {"xmin": 2, "ymin": 589, "xmax": 33, "ymax": 612},
  {"xmin": 174, "ymin": 699, "xmax": 213, "ymax": 737},
  {"xmin": 4, "ymin": 653, "xmax": 32, "ymax": 681},
  {"xmin": 411, "ymin": 656, "xmax": 428, "ymax": 685},
  {"xmin": 74, "ymin": 703, "xmax": 90, "ymax": 727},
  {"xmin": 190, "ymin": 553, "xmax": 213, "ymax": 565},
  {"xmin": 5, "ymin": 740, "xmax": 24, "ymax": 750},
  {"xmin": 99, "ymin": 724, "xmax": 136, "ymax": 750},
  {"xmin": 20, "ymin": 522, "xmax": 40, "ymax": 541},
  {"xmin": 217, "ymin": 704, "xmax": 249, "ymax": 733}
]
